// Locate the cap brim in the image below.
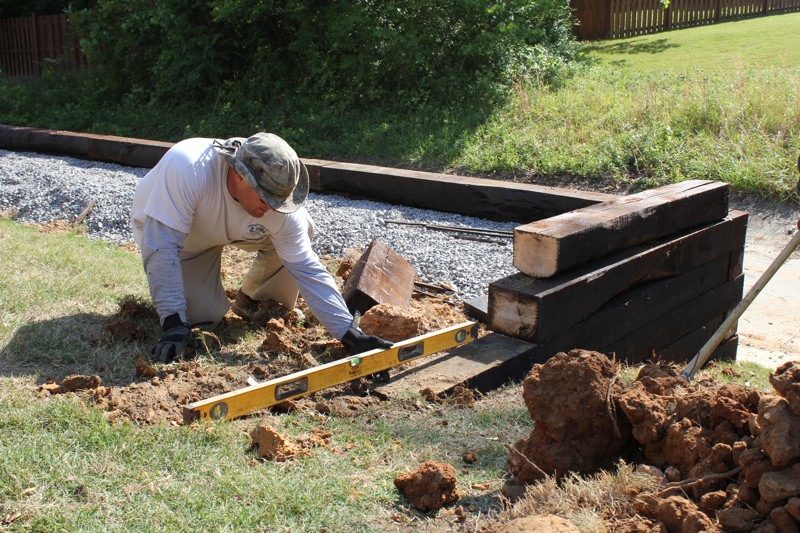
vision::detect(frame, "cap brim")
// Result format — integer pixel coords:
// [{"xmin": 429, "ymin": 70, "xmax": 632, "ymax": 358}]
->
[{"xmin": 265, "ymin": 160, "xmax": 309, "ymax": 214}]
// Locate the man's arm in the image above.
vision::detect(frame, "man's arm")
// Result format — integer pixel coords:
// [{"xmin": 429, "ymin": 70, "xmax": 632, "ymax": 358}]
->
[
  {"xmin": 283, "ymin": 258, "xmax": 393, "ymax": 354},
  {"xmin": 141, "ymin": 216, "xmax": 189, "ymax": 325},
  {"xmin": 282, "ymin": 258, "xmax": 353, "ymax": 339}
]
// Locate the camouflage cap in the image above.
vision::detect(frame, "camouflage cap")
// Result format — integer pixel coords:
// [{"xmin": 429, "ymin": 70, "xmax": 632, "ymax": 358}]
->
[{"xmin": 214, "ymin": 133, "xmax": 309, "ymax": 213}]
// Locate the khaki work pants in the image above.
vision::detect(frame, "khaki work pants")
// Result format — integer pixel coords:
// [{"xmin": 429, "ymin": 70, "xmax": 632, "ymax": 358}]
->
[{"xmin": 180, "ymin": 218, "xmax": 314, "ymax": 329}]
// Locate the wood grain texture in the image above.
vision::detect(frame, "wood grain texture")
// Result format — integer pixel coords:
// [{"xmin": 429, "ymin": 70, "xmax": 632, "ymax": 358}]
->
[
  {"xmin": 513, "ymin": 180, "xmax": 730, "ymax": 277},
  {"xmin": 601, "ymin": 274, "xmax": 744, "ymax": 363},
  {"xmin": 342, "ymin": 239, "xmax": 416, "ymax": 315},
  {"xmin": 374, "ymin": 333, "xmax": 540, "ymax": 396}
]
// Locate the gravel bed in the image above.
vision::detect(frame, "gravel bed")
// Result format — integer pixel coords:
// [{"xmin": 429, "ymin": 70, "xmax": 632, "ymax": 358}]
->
[{"xmin": 0, "ymin": 149, "xmax": 518, "ymax": 300}]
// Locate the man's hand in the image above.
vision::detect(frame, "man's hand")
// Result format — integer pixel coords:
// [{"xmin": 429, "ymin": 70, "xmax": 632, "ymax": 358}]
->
[
  {"xmin": 340, "ymin": 326, "xmax": 393, "ymax": 355},
  {"xmin": 151, "ymin": 313, "xmax": 195, "ymax": 363}
]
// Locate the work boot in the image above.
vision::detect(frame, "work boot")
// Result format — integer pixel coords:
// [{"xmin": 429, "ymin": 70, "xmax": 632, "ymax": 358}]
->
[{"xmin": 230, "ymin": 290, "xmax": 260, "ymax": 320}]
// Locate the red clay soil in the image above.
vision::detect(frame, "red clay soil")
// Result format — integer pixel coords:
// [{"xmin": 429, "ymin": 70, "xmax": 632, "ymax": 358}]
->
[
  {"xmin": 394, "ymin": 461, "xmax": 460, "ymax": 513},
  {"xmin": 249, "ymin": 425, "xmax": 332, "ymax": 461},
  {"xmin": 358, "ymin": 301, "xmax": 469, "ymax": 342},
  {"xmin": 509, "ymin": 350, "xmax": 631, "ymax": 484},
  {"xmin": 508, "ymin": 350, "xmax": 800, "ymax": 532}
]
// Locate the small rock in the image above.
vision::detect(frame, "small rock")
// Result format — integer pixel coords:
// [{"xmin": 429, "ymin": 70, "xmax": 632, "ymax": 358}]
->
[
  {"xmin": 665, "ymin": 466, "xmax": 682, "ymax": 482},
  {"xmin": 635, "ymin": 464, "xmax": 665, "ymax": 480},
  {"xmin": 759, "ymin": 464, "xmax": 800, "ymax": 502},
  {"xmin": 718, "ymin": 507, "xmax": 762, "ymax": 533},
  {"xmin": 699, "ymin": 490, "xmax": 727, "ymax": 512},
  {"xmin": 60, "ymin": 374, "xmax": 101, "ymax": 392}
]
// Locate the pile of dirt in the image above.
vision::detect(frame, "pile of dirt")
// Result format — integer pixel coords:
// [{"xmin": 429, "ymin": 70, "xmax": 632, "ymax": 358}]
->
[
  {"xmin": 394, "ymin": 461, "xmax": 460, "ymax": 513},
  {"xmin": 359, "ymin": 301, "xmax": 469, "ymax": 342},
  {"xmin": 508, "ymin": 349, "xmax": 800, "ymax": 532},
  {"xmin": 249, "ymin": 425, "xmax": 332, "ymax": 461}
]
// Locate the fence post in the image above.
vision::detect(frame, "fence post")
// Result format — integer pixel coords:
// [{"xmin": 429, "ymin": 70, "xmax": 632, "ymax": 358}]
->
[
  {"xmin": 664, "ymin": 3, "xmax": 671, "ymax": 30},
  {"xmin": 604, "ymin": 0, "xmax": 613, "ymax": 38},
  {"xmin": 29, "ymin": 14, "xmax": 40, "ymax": 77}
]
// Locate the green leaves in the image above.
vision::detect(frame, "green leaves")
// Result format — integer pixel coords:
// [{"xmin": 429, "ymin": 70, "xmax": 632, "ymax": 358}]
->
[{"xmin": 70, "ymin": 0, "xmax": 577, "ymax": 108}]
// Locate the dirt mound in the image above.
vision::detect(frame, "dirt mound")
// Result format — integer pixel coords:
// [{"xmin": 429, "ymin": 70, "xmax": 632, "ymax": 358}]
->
[
  {"xmin": 394, "ymin": 461, "xmax": 459, "ymax": 513},
  {"xmin": 358, "ymin": 301, "xmax": 468, "ymax": 342},
  {"xmin": 509, "ymin": 354, "xmax": 800, "ymax": 532},
  {"xmin": 249, "ymin": 425, "xmax": 332, "ymax": 461},
  {"xmin": 508, "ymin": 349, "xmax": 631, "ymax": 484}
]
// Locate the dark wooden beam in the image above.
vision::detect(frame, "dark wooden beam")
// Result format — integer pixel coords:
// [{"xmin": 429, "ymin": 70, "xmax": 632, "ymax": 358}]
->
[
  {"xmin": 0, "ymin": 125, "xmax": 618, "ymax": 223},
  {"xmin": 304, "ymin": 159, "xmax": 617, "ymax": 223},
  {"xmin": 0, "ymin": 124, "xmax": 172, "ymax": 168},
  {"xmin": 513, "ymin": 180, "xmax": 730, "ymax": 277},
  {"xmin": 534, "ymin": 252, "xmax": 734, "ymax": 354},
  {"xmin": 601, "ymin": 274, "xmax": 744, "ymax": 364},
  {"xmin": 342, "ymin": 239, "xmax": 416, "ymax": 315},
  {"xmin": 374, "ymin": 332, "xmax": 542, "ymax": 397},
  {"xmin": 488, "ymin": 211, "xmax": 748, "ymax": 342}
]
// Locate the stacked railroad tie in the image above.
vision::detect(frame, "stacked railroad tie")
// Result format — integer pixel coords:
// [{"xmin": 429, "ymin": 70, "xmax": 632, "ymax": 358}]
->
[{"xmin": 485, "ymin": 180, "xmax": 744, "ymax": 365}]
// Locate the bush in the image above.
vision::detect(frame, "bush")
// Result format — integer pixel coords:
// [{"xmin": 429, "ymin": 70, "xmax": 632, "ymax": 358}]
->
[{"xmin": 70, "ymin": 0, "xmax": 578, "ymax": 107}]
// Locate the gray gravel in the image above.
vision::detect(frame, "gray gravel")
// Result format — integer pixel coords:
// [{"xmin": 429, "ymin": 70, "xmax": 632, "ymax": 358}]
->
[{"xmin": 0, "ymin": 149, "xmax": 518, "ymax": 300}]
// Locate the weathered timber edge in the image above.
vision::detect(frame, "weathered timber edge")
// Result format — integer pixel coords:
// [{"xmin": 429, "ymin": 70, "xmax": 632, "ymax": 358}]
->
[{"xmin": 0, "ymin": 125, "xmax": 618, "ymax": 222}]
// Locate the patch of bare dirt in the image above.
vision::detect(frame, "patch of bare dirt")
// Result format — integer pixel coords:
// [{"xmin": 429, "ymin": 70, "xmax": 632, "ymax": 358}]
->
[
  {"xmin": 506, "ymin": 351, "xmax": 800, "ymax": 532},
  {"xmin": 41, "ymin": 258, "xmax": 468, "ymax": 427}
]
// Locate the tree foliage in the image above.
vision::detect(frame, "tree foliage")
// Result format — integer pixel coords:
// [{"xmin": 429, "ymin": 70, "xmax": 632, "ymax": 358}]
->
[
  {"xmin": 0, "ymin": 0, "xmax": 94, "ymax": 18},
  {"xmin": 71, "ymin": 0, "xmax": 577, "ymax": 107}
]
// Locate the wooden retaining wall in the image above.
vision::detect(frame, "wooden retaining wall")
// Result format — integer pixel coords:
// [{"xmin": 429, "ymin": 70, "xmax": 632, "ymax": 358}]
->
[
  {"xmin": 1, "ymin": 125, "xmax": 743, "ymax": 384},
  {"xmin": 0, "ymin": 125, "xmax": 615, "ymax": 223}
]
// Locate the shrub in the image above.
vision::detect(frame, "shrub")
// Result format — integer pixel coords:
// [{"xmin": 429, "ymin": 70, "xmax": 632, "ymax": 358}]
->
[{"xmin": 70, "ymin": 0, "xmax": 578, "ymax": 107}]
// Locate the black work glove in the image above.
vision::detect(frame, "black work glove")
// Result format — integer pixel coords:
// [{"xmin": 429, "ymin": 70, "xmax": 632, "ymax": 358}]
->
[
  {"xmin": 151, "ymin": 313, "xmax": 195, "ymax": 363},
  {"xmin": 340, "ymin": 325, "xmax": 393, "ymax": 355}
]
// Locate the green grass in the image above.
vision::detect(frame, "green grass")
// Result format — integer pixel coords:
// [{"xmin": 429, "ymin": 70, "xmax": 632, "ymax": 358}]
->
[
  {"xmin": 582, "ymin": 12, "xmax": 800, "ymax": 73},
  {"xmin": 452, "ymin": 66, "xmax": 800, "ymax": 197},
  {"xmin": 0, "ymin": 217, "xmax": 531, "ymax": 531}
]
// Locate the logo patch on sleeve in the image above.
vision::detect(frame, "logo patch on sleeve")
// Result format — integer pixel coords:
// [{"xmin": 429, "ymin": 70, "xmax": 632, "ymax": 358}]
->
[{"xmin": 244, "ymin": 223, "xmax": 268, "ymax": 241}]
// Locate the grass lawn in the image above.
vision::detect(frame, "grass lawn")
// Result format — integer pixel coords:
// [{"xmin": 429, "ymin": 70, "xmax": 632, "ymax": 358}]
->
[{"xmin": 582, "ymin": 12, "xmax": 800, "ymax": 72}]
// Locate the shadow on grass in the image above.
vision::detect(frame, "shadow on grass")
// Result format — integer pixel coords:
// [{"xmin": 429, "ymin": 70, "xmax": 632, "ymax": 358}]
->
[
  {"xmin": 0, "ymin": 307, "xmax": 270, "ymax": 386},
  {"xmin": 583, "ymin": 38, "xmax": 680, "ymax": 56},
  {"xmin": 0, "ymin": 311, "xmax": 158, "ymax": 383}
]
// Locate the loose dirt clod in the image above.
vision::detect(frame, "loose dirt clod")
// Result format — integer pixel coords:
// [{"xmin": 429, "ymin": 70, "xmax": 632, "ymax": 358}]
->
[
  {"xmin": 135, "ymin": 357, "xmax": 158, "ymax": 378},
  {"xmin": 250, "ymin": 425, "xmax": 303, "ymax": 461},
  {"xmin": 394, "ymin": 461, "xmax": 459, "ymax": 513},
  {"xmin": 60, "ymin": 374, "xmax": 102, "ymax": 392},
  {"xmin": 249, "ymin": 425, "xmax": 331, "ymax": 461},
  {"xmin": 358, "ymin": 301, "xmax": 468, "ymax": 342}
]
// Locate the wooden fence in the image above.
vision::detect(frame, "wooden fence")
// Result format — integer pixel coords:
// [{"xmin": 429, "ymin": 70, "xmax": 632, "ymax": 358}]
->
[
  {"xmin": 0, "ymin": 14, "xmax": 86, "ymax": 77},
  {"xmin": 572, "ymin": 0, "xmax": 800, "ymax": 39}
]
